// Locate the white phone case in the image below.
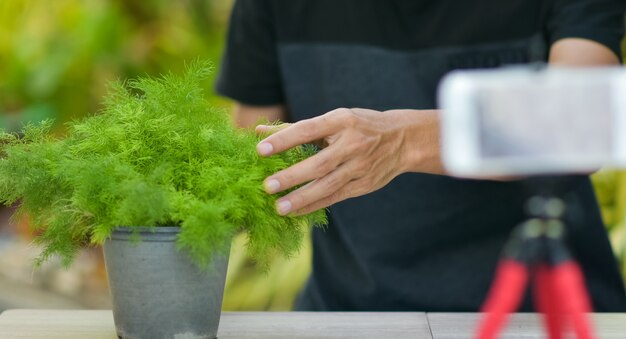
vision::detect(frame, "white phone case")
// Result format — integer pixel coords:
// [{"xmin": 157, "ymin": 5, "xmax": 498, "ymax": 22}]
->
[{"xmin": 438, "ymin": 66, "xmax": 626, "ymax": 177}]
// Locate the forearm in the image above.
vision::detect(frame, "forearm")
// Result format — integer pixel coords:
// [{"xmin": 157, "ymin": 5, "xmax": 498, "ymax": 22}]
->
[
  {"xmin": 549, "ymin": 38, "xmax": 620, "ymax": 66},
  {"xmin": 391, "ymin": 109, "xmax": 446, "ymax": 176}
]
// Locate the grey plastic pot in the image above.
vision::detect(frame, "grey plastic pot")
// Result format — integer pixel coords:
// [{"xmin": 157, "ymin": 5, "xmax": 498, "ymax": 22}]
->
[{"xmin": 103, "ymin": 227, "xmax": 229, "ymax": 339}]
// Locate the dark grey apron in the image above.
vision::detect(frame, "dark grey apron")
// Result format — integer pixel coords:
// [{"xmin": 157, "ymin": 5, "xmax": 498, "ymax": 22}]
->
[{"xmin": 276, "ymin": 34, "xmax": 626, "ymax": 311}]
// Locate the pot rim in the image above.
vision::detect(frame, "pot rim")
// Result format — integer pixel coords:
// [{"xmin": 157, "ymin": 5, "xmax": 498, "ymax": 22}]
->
[
  {"xmin": 112, "ymin": 226, "xmax": 180, "ymax": 233},
  {"xmin": 108, "ymin": 226, "xmax": 181, "ymax": 241}
]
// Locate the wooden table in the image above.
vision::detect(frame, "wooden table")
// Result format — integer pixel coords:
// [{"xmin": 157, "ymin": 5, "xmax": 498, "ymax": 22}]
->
[
  {"xmin": 427, "ymin": 313, "xmax": 626, "ymax": 338},
  {"xmin": 1, "ymin": 310, "xmax": 625, "ymax": 338}
]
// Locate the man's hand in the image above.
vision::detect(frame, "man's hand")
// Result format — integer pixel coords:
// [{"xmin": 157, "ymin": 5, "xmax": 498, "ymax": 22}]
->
[{"xmin": 256, "ymin": 108, "xmax": 443, "ymax": 215}]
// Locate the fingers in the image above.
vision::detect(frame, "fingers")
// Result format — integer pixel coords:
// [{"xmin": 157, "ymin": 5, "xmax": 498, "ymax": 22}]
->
[
  {"xmin": 263, "ymin": 146, "xmax": 344, "ymax": 194},
  {"xmin": 291, "ymin": 181, "xmax": 359, "ymax": 216},
  {"xmin": 256, "ymin": 122, "xmax": 327, "ymax": 149},
  {"xmin": 256, "ymin": 114, "xmax": 341, "ymax": 156},
  {"xmin": 255, "ymin": 123, "xmax": 293, "ymax": 156},
  {"xmin": 256, "ymin": 108, "xmax": 381, "ymax": 215},
  {"xmin": 274, "ymin": 162, "xmax": 357, "ymax": 215}
]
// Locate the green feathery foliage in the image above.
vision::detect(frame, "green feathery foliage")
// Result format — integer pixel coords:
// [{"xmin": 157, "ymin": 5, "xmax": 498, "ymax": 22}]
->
[{"xmin": 0, "ymin": 60, "xmax": 327, "ymax": 268}]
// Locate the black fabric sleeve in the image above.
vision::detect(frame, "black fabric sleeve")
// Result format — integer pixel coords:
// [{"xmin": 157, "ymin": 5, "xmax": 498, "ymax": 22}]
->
[
  {"xmin": 546, "ymin": 0, "xmax": 625, "ymax": 59},
  {"xmin": 215, "ymin": 0, "xmax": 284, "ymax": 105}
]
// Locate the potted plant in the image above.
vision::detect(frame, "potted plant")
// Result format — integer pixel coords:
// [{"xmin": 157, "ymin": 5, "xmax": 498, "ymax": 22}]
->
[{"xmin": 0, "ymin": 61, "xmax": 327, "ymax": 339}]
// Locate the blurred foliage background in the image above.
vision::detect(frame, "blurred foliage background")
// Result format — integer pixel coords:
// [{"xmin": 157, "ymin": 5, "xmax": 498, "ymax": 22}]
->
[
  {"xmin": 0, "ymin": 0, "xmax": 311, "ymax": 312},
  {"xmin": 0, "ymin": 0, "xmax": 624, "ymax": 312}
]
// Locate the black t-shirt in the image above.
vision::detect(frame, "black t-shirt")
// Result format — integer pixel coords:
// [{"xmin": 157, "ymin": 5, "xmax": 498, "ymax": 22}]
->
[{"xmin": 216, "ymin": 0, "xmax": 626, "ymax": 312}]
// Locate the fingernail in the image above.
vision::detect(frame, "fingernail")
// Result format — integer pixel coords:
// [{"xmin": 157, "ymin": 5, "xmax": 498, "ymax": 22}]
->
[
  {"xmin": 277, "ymin": 200, "xmax": 292, "ymax": 215},
  {"xmin": 265, "ymin": 179, "xmax": 280, "ymax": 193},
  {"xmin": 257, "ymin": 142, "xmax": 273, "ymax": 156}
]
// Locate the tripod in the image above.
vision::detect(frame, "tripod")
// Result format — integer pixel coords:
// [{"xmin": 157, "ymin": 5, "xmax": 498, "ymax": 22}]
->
[{"xmin": 476, "ymin": 195, "xmax": 595, "ymax": 339}]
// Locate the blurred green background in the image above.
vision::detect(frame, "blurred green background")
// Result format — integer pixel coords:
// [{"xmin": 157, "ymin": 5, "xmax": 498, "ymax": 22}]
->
[
  {"xmin": 0, "ymin": 0, "xmax": 311, "ymax": 312},
  {"xmin": 0, "ymin": 0, "xmax": 624, "ymax": 312}
]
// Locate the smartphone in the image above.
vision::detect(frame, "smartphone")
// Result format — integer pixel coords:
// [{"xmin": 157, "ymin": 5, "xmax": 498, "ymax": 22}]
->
[{"xmin": 438, "ymin": 66, "xmax": 626, "ymax": 177}]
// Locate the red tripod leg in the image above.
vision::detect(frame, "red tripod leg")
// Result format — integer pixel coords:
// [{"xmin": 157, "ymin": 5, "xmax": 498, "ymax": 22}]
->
[
  {"xmin": 476, "ymin": 259, "xmax": 529, "ymax": 339},
  {"xmin": 534, "ymin": 264, "xmax": 563, "ymax": 339},
  {"xmin": 552, "ymin": 262, "xmax": 595, "ymax": 339}
]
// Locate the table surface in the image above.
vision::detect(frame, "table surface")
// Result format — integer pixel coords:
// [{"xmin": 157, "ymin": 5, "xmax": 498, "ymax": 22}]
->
[{"xmin": 1, "ymin": 310, "xmax": 625, "ymax": 338}]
